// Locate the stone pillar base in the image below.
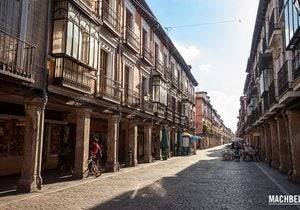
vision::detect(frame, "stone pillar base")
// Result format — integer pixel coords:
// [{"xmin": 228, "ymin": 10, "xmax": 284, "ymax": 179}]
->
[
  {"xmin": 279, "ymin": 165, "xmax": 288, "ymax": 174},
  {"xmin": 73, "ymin": 171, "xmax": 88, "ymax": 180},
  {"xmin": 17, "ymin": 177, "xmax": 42, "ymax": 193},
  {"xmin": 292, "ymin": 175, "xmax": 300, "ymax": 184},
  {"xmin": 144, "ymin": 155, "xmax": 153, "ymax": 163},
  {"xmin": 105, "ymin": 161, "xmax": 120, "ymax": 172},
  {"xmin": 271, "ymin": 162, "xmax": 280, "ymax": 169},
  {"xmin": 132, "ymin": 159, "xmax": 138, "ymax": 167}
]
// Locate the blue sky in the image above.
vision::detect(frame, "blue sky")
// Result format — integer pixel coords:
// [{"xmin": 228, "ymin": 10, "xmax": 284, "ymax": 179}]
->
[{"xmin": 146, "ymin": 0, "xmax": 259, "ymax": 132}]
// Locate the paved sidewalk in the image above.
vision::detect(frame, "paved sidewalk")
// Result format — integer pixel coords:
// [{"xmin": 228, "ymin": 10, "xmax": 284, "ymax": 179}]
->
[{"xmin": 1, "ymin": 145, "xmax": 300, "ymax": 209}]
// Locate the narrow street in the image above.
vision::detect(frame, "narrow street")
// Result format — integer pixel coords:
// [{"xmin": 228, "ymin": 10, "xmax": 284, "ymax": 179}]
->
[{"xmin": 1, "ymin": 145, "xmax": 299, "ymax": 210}]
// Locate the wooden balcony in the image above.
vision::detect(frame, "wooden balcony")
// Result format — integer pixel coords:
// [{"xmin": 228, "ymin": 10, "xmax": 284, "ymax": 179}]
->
[
  {"xmin": 124, "ymin": 89, "xmax": 140, "ymax": 108},
  {"xmin": 99, "ymin": 75, "xmax": 122, "ymax": 102},
  {"xmin": 0, "ymin": 29, "xmax": 35, "ymax": 83},
  {"xmin": 125, "ymin": 26, "xmax": 140, "ymax": 53},
  {"xmin": 102, "ymin": 1, "xmax": 120, "ymax": 33},
  {"xmin": 278, "ymin": 61, "xmax": 289, "ymax": 97},
  {"xmin": 53, "ymin": 58, "xmax": 92, "ymax": 94}
]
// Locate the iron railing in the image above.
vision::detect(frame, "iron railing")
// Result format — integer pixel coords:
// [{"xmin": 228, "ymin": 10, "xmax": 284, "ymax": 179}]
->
[
  {"xmin": 164, "ymin": 65, "xmax": 171, "ymax": 79},
  {"xmin": 102, "ymin": 1, "xmax": 120, "ymax": 32},
  {"xmin": 100, "ymin": 74, "xmax": 122, "ymax": 101},
  {"xmin": 292, "ymin": 52, "xmax": 300, "ymax": 80},
  {"xmin": 269, "ymin": 80, "xmax": 277, "ymax": 106},
  {"xmin": 142, "ymin": 98, "xmax": 153, "ymax": 113},
  {"xmin": 81, "ymin": 0, "xmax": 99, "ymax": 15},
  {"xmin": 143, "ymin": 45, "xmax": 153, "ymax": 64},
  {"xmin": 263, "ymin": 91, "xmax": 270, "ymax": 113},
  {"xmin": 125, "ymin": 89, "xmax": 140, "ymax": 108},
  {"xmin": 278, "ymin": 61, "xmax": 289, "ymax": 96},
  {"xmin": 125, "ymin": 26, "xmax": 140, "ymax": 52},
  {"xmin": 0, "ymin": 29, "xmax": 35, "ymax": 82},
  {"xmin": 155, "ymin": 58, "xmax": 163, "ymax": 73}
]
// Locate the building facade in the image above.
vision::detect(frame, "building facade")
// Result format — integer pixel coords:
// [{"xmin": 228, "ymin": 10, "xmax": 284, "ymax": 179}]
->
[
  {"xmin": 237, "ymin": 0, "xmax": 300, "ymax": 183},
  {"xmin": 0, "ymin": 0, "xmax": 198, "ymax": 192},
  {"xmin": 195, "ymin": 92, "xmax": 233, "ymax": 149}
]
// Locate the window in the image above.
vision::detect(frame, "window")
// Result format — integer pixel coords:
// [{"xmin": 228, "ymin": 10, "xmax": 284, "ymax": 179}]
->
[
  {"xmin": 81, "ymin": 32, "xmax": 89, "ymax": 63},
  {"xmin": 100, "ymin": 49, "xmax": 108, "ymax": 76},
  {"xmin": 284, "ymin": 0, "xmax": 300, "ymax": 48},
  {"xmin": 126, "ymin": 9, "xmax": 133, "ymax": 28},
  {"xmin": 52, "ymin": 20, "xmax": 66, "ymax": 54}
]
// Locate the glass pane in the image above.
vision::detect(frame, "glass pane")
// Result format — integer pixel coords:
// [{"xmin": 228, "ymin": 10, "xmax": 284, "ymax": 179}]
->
[
  {"xmin": 81, "ymin": 33, "xmax": 89, "ymax": 63},
  {"xmin": 89, "ymin": 36, "xmax": 95, "ymax": 67},
  {"xmin": 66, "ymin": 21, "xmax": 73, "ymax": 56},
  {"xmin": 73, "ymin": 24, "xmax": 79, "ymax": 59},
  {"xmin": 52, "ymin": 20, "xmax": 66, "ymax": 54}
]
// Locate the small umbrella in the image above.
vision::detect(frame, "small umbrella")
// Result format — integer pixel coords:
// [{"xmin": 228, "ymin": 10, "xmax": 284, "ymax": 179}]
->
[{"xmin": 161, "ymin": 127, "xmax": 169, "ymax": 149}]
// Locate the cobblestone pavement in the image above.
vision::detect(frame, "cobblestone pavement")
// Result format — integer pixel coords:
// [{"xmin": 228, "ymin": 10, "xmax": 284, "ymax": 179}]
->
[{"xmin": 1, "ymin": 145, "xmax": 300, "ymax": 210}]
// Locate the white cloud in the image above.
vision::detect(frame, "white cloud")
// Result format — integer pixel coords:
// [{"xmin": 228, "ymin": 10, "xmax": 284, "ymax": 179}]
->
[{"xmin": 174, "ymin": 42, "xmax": 202, "ymax": 64}]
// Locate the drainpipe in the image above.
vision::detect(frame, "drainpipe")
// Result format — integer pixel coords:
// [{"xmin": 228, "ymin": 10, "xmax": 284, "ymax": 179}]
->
[{"xmin": 43, "ymin": 0, "xmax": 52, "ymax": 99}]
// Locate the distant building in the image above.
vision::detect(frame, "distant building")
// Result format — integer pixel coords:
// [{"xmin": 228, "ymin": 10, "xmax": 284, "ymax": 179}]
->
[{"xmin": 195, "ymin": 92, "xmax": 233, "ymax": 149}]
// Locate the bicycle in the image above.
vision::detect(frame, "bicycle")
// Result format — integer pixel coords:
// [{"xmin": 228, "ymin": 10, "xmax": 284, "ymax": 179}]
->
[{"xmin": 87, "ymin": 155, "xmax": 102, "ymax": 177}]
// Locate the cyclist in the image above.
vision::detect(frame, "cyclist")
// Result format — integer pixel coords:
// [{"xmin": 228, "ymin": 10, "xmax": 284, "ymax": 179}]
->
[{"xmin": 88, "ymin": 138, "xmax": 102, "ymax": 177}]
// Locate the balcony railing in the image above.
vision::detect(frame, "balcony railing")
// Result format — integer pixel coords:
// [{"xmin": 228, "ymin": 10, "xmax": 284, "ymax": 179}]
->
[
  {"xmin": 125, "ymin": 26, "xmax": 140, "ymax": 52},
  {"xmin": 0, "ymin": 29, "xmax": 35, "ymax": 82},
  {"xmin": 171, "ymin": 71, "xmax": 178, "ymax": 86},
  {"xmin": 102, "ymin": 1, "xmax": 120, "ymax": 32},
  {"xmin": 54, "ymin": 58, "xmax": 92, "ymax": 94},
  {"xmin": 100, "ymin": 75, "xmax": 122, "ymax": 102},
  {"xmin": 278, "ymin": 61, "xmax": 289, "ymax": 96},
  {"xmin": 80, "ymin": 0, "xmax": 99, "ymax": 15},
  {"xmin": 125, "ymin": 89, "xmax": 140, "ymax": 108},
  {"xmin": 292, "ymin": 53, "xmax": 300, "ymax": 81},
  {"xmin": 269, "ymin": 80, "xmax": 276, "ymax": 106},
  {"xmin": 164, "ymin": 66, "xmax": 171, "ymax": 79},
  {"xmin": 155, "ymin": 58, "xmax": 163, "ymax": 73},
  {"xmin": 262, "ymin": 91, "xmax": 270, "ymax": 113},
  {"xmin": 142, "ymin": 46, "xmax": 153, "ymax": 64},
  {"xmin": 258, "ymin": 52, "xmax": 273, "ymax": 75},
  {"xmin": 142, "ymin": 98, "xmax": 153, "ymax": 113}
]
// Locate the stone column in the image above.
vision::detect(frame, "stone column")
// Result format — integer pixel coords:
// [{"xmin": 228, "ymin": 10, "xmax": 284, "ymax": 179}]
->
[
  {"xmin": 270, "ymin": 119, "xmax": 280, "ymax": 169},
  {"xmin": 143, "ymin": 123, "xmax": 153, "ymax": 163},
  {"xmin": 154, "ymin": 126, "xmax": 162, "ymax": 160},
  {"xmin": 264, "ymin": 123, "xmax": 272, "ymax": 164},
  {"xmin": 73, "ymin": 108, "xmax": 91, "ymax": 179},
  {"xmin": 128, "ymin": 120, "xmax": 138, "ymax": 166},
  {"xmin": 105, "ymin": 115, "xmax": 120, "ymax": 172},
  {"xmin": 276, "ymin": 116, "xmax": 289, "ymax": 173},
  {"xmin": 286, "ymin": 111, "xmax": 300, "ymax": 183},
  {"xmin": 17, "ymin": 97, "xmax": 46, "ymax": 193},
  {"xmin": 259, "ymin": 126, "xmax": 266, "ymax": 161}
]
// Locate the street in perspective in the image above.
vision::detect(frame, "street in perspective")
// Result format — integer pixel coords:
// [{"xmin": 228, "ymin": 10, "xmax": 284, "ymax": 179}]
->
[{"xmin": 0, "ymin": 0, "xmax": 300, "ymax": 209}]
